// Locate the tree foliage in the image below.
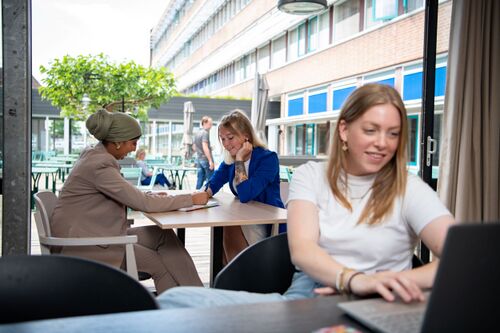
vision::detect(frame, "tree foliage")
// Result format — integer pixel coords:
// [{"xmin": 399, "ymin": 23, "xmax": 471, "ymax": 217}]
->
[{"xmin": 39, "ymin": 54, "xmax": 176, "ymax": 120}]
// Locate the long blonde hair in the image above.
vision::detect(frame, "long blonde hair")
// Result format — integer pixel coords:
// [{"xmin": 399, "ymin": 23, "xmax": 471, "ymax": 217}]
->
[
  {"xmin": 327, "ymin": 83, "xmax": 408, "ymax": 225},
  {"xmin": 218, "ymin": 109, "xmax": 266, "ymax": 164}
]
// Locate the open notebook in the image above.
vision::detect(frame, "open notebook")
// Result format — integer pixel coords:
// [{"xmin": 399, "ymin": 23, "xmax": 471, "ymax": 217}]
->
[{"xmin": 177, "ymin": 199, "xmax": 219, "ymax": 212}]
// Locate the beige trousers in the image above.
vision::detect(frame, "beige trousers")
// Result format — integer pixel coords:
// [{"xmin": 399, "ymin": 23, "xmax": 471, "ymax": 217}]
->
[{"xmin": 127, "ymin": 226, "xmax": 203, "ymax": 294}]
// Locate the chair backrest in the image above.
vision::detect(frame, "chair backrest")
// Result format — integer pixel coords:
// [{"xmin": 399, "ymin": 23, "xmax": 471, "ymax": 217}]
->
[
  {"xmin": 0, "ymin": 255, "xmax": 159, "ymax": 324},
  {"xmin": 120, "ymin": 167, "xmax": 142, "ymax": 186},
  {"xmin": 34, "ymin": 191, "xmax": 58, "ymax": 239},
  {"xmin": 136, "ymin": 166, "xmax": 159, "ymax": 190},
  {"xmin": 214, "ymin": 232, "xmax": 295, "ymax": 294}
]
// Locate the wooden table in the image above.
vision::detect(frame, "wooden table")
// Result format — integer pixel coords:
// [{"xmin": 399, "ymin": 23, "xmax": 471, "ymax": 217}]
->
[
  {"xmin": 0, "ymin": 295, "xmax": 370, "ymax": 333},
  {"xmin": 144, "ymin": 191, "xmax": 287, "ymax": 285}
]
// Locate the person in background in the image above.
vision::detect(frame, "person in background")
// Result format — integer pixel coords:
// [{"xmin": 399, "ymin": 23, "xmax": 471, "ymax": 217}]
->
[
  {"xmin": 156, "ymin": 83, "xmax": 455, "ymax": 308},
  {"xmin": 51, "ymin": 109, "xmax": 209, "ymax": 294},
  {"xmin": 193, "ymin": 116, "xmax": 215, "ymax": 190},
  {"xmin": 135, "ymin": 148, "xmax": 173, "ymax": 189},
  {"xmin": 194, "ymin": 116, "xmax": 215, "ymax": 190},
  {"xmin": 204, "ymin": 109, "xmax": 285, "ymax": 263}
]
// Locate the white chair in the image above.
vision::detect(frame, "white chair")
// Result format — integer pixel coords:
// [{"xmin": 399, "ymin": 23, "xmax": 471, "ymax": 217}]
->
[
  {"xmin": 33, "ymin": 191, "xmax": 139, "ymax": 280},
  {"xmin": 136, "ymin": 166, "xmax": 160, "ymax": 191}
]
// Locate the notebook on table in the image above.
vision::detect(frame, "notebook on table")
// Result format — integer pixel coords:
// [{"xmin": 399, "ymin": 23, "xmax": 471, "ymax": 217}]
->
[
  {"xmin": 338, "ymin": 223, "xmax": 500, "ymax": 333},
  {"xmin": 177, "ymin": 199, "xmax": 219, "ymax": 212}
]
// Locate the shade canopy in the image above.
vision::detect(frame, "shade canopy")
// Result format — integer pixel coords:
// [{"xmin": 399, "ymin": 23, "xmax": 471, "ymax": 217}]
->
[
  {"xmin": 250, "ymin": 73, "xmax": 270, "ymax": 145},
  {"xmin": 182, "ymin": 101, "xmax": 195, "ymax": 160}
]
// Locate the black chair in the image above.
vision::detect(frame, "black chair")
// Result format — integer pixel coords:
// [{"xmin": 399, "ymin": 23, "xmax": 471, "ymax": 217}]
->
[
  {"xmin": 214, "ymin": 232, "xmax": 296, "ymax": 294},
  {"xmin": 213, "ymin": 231, "xmax": 425, "ymax": 295},
  {"xmin": 0, "ymin": 255, "xmax": 159, "ymax": 324}
]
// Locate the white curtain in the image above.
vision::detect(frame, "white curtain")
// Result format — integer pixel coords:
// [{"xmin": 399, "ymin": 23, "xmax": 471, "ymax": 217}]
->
[{"xmin": 438, "ymin": 0, "xmax": 500, "ymax": 222}]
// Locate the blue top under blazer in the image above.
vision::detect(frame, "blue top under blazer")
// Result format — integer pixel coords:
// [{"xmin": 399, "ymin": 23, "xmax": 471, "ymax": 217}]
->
[{"xmin": 206, "ymin": 146, "xmax": 286, "ymax": 233}]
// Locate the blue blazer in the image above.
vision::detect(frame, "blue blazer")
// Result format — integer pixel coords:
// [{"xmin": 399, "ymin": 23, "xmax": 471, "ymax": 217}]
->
[{"xmin": 207, "ymin": 147, "xmax": 286, "ymax": 233}]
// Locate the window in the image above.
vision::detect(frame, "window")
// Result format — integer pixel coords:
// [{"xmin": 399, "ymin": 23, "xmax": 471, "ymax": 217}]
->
[
  {"xmin": 402, "ymin": 63, "xmax": 447, "ymax": 101},
  {"xmin": 318, "ymin": 10, "xmax": 330, "ymax": 49},
  {"xmin": 334, "ymin": 0, "xmax": 360, "ymax": 42},
  {"xmin": 372, "ymin": 0, "xmax": 398, "ymax": 21},
  {"xmin": 403, "ymin": 70, "xmax": 423, "ymax": 101},
  {"xmin": 293, "ymin": 124, "xmax": 316, "ymax": 156},
  {"xmin": 308, "ymin": 88, "xmax": 327, "ymax": 114},
  {"xmin": 407, "ymin": 115, "xmax": 419, "ymax": 166},
  {"xmin": 317, "ymin": 122, "xmax": 331, "ymax": 155},
  {"xmin": 298, "ymin": 23, "xmax": 306, "ymax": 57},
  {"xmin": 332, "ymin": 85, "xmax": 356, "ymax": 110},
  {"xmin": 376, "ymin": 77, "xmax": 395, "ymax": 87},
  {"xmin": 257, "ymin": 45, "xmax": 270, "ymax": 73},
  {"xmin": 288, "ymin": 94, "xmax": 304, "ymax": 116},
  {"xmin": 365, "ymin": 0, "xmax": 384, "ymax": 29},
  {"xmin": 405, "ymin": 0, "xmax": 424, "ymax": 13},
  {"xmin": 308, "ymin": 17, "xmax": 318, "ymax": 53},
  {"xmin": 271, "ymin": 34, "xmax": 286, "ymax": 68}
]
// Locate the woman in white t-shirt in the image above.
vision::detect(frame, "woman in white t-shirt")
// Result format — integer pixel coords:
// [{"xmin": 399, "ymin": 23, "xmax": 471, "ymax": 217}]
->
[{"xmin": 156, "ymin": 83, "xmax": 455, "ymax": 308}]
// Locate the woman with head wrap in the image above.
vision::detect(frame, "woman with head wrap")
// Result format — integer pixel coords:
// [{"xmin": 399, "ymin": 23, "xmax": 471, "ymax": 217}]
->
[{"xmin": 51, "ymin": 110, "xmax": 209, "ymax": 293}]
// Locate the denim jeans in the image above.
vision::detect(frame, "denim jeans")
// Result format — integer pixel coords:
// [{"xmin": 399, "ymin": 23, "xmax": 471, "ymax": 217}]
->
[
  {"xmin": 141, "ymin": 173, "xmax": 171, "ymax": 187},
  {"xmin": 196, "ymin": 160, "xmax": 214, "ymax": 190},
  {"xmin": 156, "ymin": 271, "xmax": 323, "ymax": 309}
]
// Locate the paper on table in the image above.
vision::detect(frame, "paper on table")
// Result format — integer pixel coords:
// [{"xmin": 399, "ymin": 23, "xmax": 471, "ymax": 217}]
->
[{"xmin": 177, "ymin": 199, "xmax": 220, "ymax": 212}]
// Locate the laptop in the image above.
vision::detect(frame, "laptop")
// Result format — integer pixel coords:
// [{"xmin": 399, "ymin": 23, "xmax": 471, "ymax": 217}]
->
[{"xmin": 338, "ymin": 223, "xmax": 500, "ymax": 333}]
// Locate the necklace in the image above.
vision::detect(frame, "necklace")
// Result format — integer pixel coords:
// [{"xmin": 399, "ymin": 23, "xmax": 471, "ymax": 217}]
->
[{"xmin": 348, "ymin": 187, "xmax": 372, "ymax": 201}]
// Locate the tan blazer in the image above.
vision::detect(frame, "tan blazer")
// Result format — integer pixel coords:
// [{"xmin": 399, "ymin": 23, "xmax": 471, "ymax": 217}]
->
[{"xmin": 51, "ymin": 143, "xmax": 192, "ymax": 267}]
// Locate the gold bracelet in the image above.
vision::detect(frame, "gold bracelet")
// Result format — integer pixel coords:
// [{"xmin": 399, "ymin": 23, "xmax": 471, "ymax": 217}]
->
[{"xmin": 338, "ymin": 267, "xmax": 354, "ymax": 294}]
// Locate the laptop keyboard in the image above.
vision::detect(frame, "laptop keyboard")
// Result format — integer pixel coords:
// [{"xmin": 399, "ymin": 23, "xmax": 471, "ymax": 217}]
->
[
  {"xmin": 369, "ymin": 311, "xmax": 423, "ymax": 333},
  {"xmin": 338, "ymin": 295, "xmax": 428, "ymax": 333}
]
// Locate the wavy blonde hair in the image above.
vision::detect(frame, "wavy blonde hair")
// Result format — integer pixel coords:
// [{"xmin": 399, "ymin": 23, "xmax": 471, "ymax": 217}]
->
[
  {"xmin": 218, "ymin": 109, "xmax": 266, "ymax": 164},
  {"xmin": 327, "ymin": 83, "xmax": 408, "ymax": 225}
]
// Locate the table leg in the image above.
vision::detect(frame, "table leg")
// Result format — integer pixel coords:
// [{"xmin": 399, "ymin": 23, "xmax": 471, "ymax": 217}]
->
[
  {"xmin": 177, "ymin": 228, "xmax": 185, "ymax": 245},
  {"xmin": 210, "ymin": 226, "xmax": 224, "ymax": 287},
  {"xmin": 175, "ymin": 171, "xmax": 182, "ymax": 190}
]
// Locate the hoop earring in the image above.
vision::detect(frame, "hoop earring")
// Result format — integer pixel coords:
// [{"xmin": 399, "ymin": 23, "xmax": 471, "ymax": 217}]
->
[
  {"xmin": 115, "ymin": 144, "xmax": 121, "ymax": 150},
  {"xmin": 342, "ymin": 141, "xmax": 348, "ymax": 152}
]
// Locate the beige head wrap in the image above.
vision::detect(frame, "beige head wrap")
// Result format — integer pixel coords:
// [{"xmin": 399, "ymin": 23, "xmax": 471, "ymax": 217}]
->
[{"xmin": 86, "ymin": 109, "xmax": 142, "ymax": 142}]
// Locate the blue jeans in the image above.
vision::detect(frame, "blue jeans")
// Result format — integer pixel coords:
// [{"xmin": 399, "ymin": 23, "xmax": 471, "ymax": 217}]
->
[
  {"xmin": 141, "ymin": 173, "xmax": 171, "ymax": 187},
  {"xmin": 196, "ymin": 160, "xmax": 214, "ymax": 190},
  {"xmin": 156, "ymin": 271, "xmax": 323, "ymax": 309}
]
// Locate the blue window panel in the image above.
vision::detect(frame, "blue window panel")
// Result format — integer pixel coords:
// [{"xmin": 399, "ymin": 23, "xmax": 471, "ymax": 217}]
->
[
  {"xmin": 435, "ymin": 66, "xmax": 447, "ymax": 96},
  {"xmin": 376, "ymin": 77, "xmax": 395, "ymax": 87},
  {"xmin": 308, "ymin": 92, "xmax": 327, "ymax": 114},
  {"xmin": 332, "ymin": 86, "xmax": 356, "ymax": 110},
  {"xmin": 288, "ymin": 98, "xmax": 304, "ymax": 116},
  {"xmin": 403, "ymin": 72, "xmax": 423, "ymax": 100}
]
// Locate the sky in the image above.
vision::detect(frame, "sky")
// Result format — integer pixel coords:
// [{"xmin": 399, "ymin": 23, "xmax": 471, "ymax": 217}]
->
[{"xmin": 32, "ymin": 0, "xmax": 170, "ymax": 83}]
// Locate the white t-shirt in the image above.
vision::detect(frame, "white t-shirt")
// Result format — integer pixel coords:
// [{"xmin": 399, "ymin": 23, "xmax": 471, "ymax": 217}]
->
[{"xmin": 287, "ymin": 161, "xmax": 451, "ymax": 273}]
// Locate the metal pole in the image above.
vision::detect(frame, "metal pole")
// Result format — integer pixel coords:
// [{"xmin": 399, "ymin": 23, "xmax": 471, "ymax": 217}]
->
[{"xmin": 2, "ymin": 0, "xmax": 32, "ymax": 255}]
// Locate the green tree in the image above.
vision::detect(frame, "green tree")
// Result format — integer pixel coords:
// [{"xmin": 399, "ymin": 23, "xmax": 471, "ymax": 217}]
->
[{"xmin": 39, "ymin": 54, "xmax": 176, "ymax": 120}]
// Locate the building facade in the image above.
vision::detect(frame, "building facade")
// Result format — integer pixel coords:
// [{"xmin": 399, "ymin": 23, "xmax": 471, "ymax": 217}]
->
[{"xmin": 150, "ymin": 0, "xmax": 452, "ymax": 174}]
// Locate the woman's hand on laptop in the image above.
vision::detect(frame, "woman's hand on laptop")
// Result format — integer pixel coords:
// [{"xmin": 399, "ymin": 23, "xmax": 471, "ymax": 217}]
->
[{"xmin": 349, "ymin": 271, "xmax": 425, "ymax": 303}]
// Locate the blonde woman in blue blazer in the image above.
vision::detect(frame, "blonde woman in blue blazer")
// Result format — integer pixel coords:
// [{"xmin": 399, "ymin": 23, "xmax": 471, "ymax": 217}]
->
[{"xmin": 204, "ymin": 110, "xmax": 285, "ymax": 263}]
